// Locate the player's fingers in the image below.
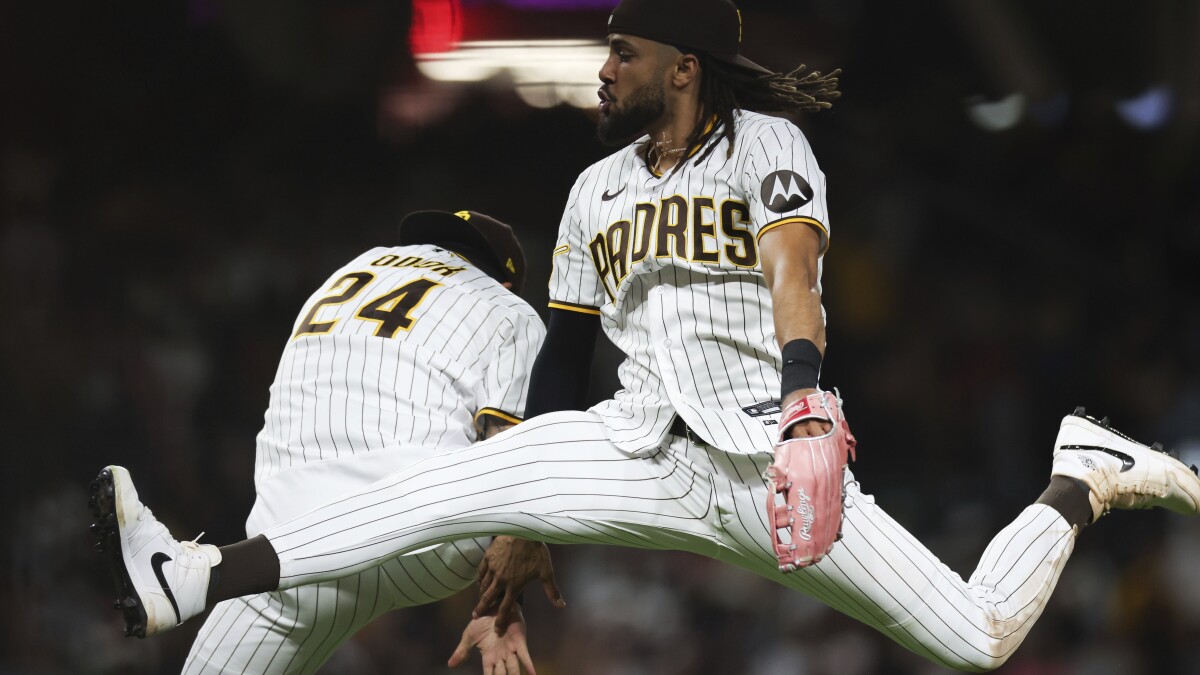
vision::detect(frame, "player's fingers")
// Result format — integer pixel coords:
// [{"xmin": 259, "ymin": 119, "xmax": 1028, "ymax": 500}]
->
[
  {"xmin": 505, "ymin": 651, "xmax": 520, "ymax": 675},
  {"xmin": 476, "ymin": 555, "xmax": 490, "ymax": 583},
  {"xmin": 541, "ymin": 576, "xmax": 566, "ymax": 609},
  {"xmin": 474, "ymin": 578, "xmax": 501, "ymax": 618},
  {"xmin": 517, "ymin": 640, "xmax": 537, "ymax": 674},
  {"xmin": 494, "ymin": 591, "xmax": 519, "ymax": 635},
  {"xmin": 447, "ymin": 629, "xmax": 473, "ymax": 668},
  {"xmin": 789, "ymin": 419, "xmax": 830, "ymax": 439}
]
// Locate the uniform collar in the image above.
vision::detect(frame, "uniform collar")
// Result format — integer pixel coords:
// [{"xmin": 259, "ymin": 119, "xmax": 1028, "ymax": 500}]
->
[{"xmin": 643, "ymin": 115, "xmax": 722, "ymax": 178}]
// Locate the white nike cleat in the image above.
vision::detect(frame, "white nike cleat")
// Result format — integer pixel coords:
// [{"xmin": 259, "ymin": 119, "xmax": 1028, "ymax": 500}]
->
[
  {"xmin": 89, "ymin": 465, "xmax": 221, "ymax": 638},
  {"xmin": 1052, "ymin": 407, "xmax": 1200, "ymax": 522}
]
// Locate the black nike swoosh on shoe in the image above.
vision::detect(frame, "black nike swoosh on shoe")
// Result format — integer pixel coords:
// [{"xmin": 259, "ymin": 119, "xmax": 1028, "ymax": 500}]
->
[
  {"xmin": 601, "ymin": 187, "xmax": 625, "ymax": 201},
  {"xmin": 151, "ymin": 552, "xmax": 182, "ymax": 624},
  {"xmin": 1060, "ymin": 444, "xmax": 1135, "ymax": 472}
]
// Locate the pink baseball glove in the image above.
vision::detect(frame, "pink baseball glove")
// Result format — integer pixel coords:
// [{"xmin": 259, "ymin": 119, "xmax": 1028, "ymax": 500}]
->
[{"xmin": 765, "ymin": 391, "xmax": 857, "ymax": 572}]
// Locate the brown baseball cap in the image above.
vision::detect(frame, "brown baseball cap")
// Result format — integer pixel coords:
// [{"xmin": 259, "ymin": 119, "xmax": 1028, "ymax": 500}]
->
[
  {"xmin": 607, "ymin": 0, "xmax": 771, "ymax": 75},
  {"xmin": 398, "ymin": 210, "xmax": 526, "ymax": 294}
]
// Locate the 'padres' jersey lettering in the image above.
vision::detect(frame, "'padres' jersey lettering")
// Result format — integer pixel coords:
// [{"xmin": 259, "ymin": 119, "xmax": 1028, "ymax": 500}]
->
[
  {"xmin": 256, "ymin": 244, "xmax": 545, "ymax": 484},
  {"xmin": 588, "ymin": 198, "xmax": 758, "ymax": 300},
  {"xmin": 549, "ymin": 111, "xmax": 829, "ymax": 455}
]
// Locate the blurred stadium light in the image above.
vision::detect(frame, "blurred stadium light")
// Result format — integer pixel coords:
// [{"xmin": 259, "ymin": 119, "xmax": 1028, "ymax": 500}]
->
[
  {"xmin": 466, "ymin": 0, "xmax": 616, "ymax": 7},
  {"xmin": 1115, "ymin": 84, "xmax": 1175, "ymax": 131},
  {"xmin": 409, "ymin": 0, "xmax": 610, "ymax": 109},
  {"xmin": 411, "ymin": 0, "xmax": 464, "ymax": 55},
  {"xmin": 416, "ymin": 40, "xmax": 608, "ymax": 108},
  {"xmin": 964, "ymin": 93, "xmax": 1026, "ymax": 131}
]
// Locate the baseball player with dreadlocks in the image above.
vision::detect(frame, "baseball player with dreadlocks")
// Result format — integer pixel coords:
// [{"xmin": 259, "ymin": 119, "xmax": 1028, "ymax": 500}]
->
[{"xmin": 91, "ymin": 1, "xmax": 1200, "ymax": 672}]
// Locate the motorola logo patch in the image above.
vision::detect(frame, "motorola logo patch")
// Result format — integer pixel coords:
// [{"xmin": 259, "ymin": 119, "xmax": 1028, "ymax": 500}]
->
[{"xmin": 760, "ymin": 170, "xmax": 813, "ymax": 214}]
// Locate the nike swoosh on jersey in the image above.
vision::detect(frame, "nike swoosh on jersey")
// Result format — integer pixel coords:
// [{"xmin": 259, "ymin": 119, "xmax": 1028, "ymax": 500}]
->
[
  {"xmin": 151, "ymin": 552, "xmax": 182, "ymax": 624},
  {"xmin": 601, "ymin": 187, "xmax": 626, "ymax": 201},
  {"xmin": 1060, "ymin": 444, "xmax": 1135, "ymax": 472}
]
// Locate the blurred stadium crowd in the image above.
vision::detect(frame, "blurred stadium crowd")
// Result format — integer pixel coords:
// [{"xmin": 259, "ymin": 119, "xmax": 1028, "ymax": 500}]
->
[{"xmin": 4, "ymin": 1, "xmax": 1200, "ymax": 673}]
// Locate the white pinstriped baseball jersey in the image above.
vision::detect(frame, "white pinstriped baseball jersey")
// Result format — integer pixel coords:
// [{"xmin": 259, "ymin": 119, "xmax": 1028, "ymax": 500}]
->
[
  {"xmin": 185, "ymin": 243, "xmax": 543, "ymax": 674},
  {"xmin": 549, "ymin": 110, "xmax": 829, "ymax": 455},
  {"xmin": 249, "ymin": 243, "xmax": 543, "ymax": 531}
]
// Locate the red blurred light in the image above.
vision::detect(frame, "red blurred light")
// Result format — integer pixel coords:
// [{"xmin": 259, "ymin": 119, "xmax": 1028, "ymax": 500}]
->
[{"xmin": 411, "ymin": 0, "xmax": 463, "ymax": 55}]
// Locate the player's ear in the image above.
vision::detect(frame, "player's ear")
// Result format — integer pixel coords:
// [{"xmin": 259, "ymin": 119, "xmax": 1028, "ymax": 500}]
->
[{"xmin": 671, "ymin": 52, "xmax": 700, "ymax": 88}]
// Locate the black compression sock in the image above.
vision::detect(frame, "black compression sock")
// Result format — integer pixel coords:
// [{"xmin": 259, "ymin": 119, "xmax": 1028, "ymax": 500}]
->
[
  {"xmin": 1036, "ymin": 476, "xmax": 1094, "ymax": 529},
  {"xmin": 206, "ymin": 535, "xmax": 281, "ymax": 606}
]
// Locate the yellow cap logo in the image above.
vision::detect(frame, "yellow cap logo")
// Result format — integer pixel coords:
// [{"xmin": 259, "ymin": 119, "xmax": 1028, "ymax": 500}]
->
[
  {"xmin": 455, "ymin": 210, "xmax": 471, "ymax": 220},
  {"xmin": 506, "ymin": 258, "xmax": 517, "ymax": 273},
  {"xmin": 736, "ymin": 9, "xmax": 743, "ymax": 43}
]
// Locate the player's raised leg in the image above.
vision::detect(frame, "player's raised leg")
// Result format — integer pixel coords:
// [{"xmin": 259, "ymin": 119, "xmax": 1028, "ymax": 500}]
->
[
  {"xmin": 714, "ymin": 408, "xmax": 1200, "ymax": 672},
  {"xmin": 183, "ymin": 538, "xmax": 488, "ymax": 675},
  {"xmin": 264, "ymin": 412, "xmax": 724, "ymax": 589},
  {"xmin": 90, "ymin": 411, "xmax": 725, "ymax": 637}
]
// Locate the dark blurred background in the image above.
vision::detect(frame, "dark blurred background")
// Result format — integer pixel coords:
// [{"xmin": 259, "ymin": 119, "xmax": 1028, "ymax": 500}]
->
[{"xmin": 4, "ymin": 0, "xmax": 1200, "ymax": 673}]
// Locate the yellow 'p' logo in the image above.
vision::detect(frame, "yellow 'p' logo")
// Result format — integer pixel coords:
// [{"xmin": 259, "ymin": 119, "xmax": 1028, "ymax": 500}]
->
[
  {"xmin": 506, "ymin": 258, "xmax": 516, "ymax": 273},
  {"xmin": 455, "ymin": 211, "xmax": 471, "ymax": 220}
]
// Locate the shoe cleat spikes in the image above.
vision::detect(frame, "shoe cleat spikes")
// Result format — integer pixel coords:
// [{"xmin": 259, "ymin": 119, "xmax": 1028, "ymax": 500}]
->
[
  {"xmin": 1191, "ymin": 465, "xmax": 1198, "ymax": 477},
  {"xmin": 1098, "ymin": 416, "xmax": 1110, "ymax": 427},
  {"xmin": 1073, "ymin": 406, "xmax": 1087, "ymax": 416}
]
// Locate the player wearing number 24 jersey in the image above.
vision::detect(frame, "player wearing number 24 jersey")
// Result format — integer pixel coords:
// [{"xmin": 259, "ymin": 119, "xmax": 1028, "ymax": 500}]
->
[
  {"xmin": 90, "ymin": 1, "xmax": 1200, "ymax": 673},
  {"xmin": 91, "ymin": 210, "xmax": 562, "ymax": 674}
]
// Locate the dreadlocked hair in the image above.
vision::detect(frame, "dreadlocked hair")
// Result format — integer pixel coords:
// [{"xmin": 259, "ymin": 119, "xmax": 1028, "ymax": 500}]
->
[{"xmin": 677, "ymin": 54, "xmax": 841, "ymax": 171}]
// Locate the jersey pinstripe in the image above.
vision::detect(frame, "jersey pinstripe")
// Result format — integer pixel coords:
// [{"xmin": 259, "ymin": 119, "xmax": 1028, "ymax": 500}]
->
[
  {"xmin": 549, "ymin": 111, "xmax": 828, "ymax": 455},
  {"xmin": 185, "ymin": 243, "xmax": 544, "ymax": 674},
  {"xmin": 256, "ymin": 243, "xmax": 543, "ymax": 486}
]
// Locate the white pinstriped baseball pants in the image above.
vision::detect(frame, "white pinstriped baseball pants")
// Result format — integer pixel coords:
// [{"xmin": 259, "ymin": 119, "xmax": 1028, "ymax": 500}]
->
[
  {"xmin": 183, "ymin": 539, "xmax": 488, "ymax": 674},
  {"xmin": 259, "ymin": 411, "xmax": 1075, "ymax": 673},
  {"xmin": 183, "ymin": 448, "xmax": 495, "ymax": 674}
]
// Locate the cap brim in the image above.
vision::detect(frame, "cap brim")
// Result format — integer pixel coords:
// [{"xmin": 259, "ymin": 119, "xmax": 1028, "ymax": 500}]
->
[{"xmin": 712, "ymin": 52, "xmax": 773, "ymax": 76}]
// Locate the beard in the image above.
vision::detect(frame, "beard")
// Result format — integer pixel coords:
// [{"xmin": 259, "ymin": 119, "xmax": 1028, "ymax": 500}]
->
[{"xmin": 597, "ymin": 78, "xmax": 666, "ymax": 147}]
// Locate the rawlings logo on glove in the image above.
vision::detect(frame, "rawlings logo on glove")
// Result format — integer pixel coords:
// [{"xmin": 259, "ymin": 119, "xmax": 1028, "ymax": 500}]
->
[{"xmin": 765, "ymin": 391, "xmax": 857, "ymax": 572}]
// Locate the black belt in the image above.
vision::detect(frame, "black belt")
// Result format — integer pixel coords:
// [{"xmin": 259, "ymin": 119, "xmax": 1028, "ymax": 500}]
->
[{"xmin": 669, "ymin": 416, "xmax": 709, "ymax": 445}]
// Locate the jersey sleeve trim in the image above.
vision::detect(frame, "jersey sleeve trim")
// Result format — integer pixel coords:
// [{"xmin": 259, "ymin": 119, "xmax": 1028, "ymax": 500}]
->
[
  {"xmin": 474, "ymin": 407, "xmax": 524, "ymax": 428},
  {"xmin": 756, "ymin": 216, "xmax": 830, "ymax": 255},
  {"xmin": 548, "ymin": 300, "xmax": 602, "ymax": 316}
]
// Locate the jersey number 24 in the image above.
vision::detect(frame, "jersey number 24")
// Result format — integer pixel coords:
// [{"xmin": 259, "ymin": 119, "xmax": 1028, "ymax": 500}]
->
[{"xmin": 293, "ymin": 272, "xmax": 442, "ymax": 339}]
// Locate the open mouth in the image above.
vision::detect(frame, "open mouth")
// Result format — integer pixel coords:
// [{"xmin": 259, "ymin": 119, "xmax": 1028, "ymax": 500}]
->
[{"xmin": 598, "ymin": 88, "xmax": 613, "ymax": 114}]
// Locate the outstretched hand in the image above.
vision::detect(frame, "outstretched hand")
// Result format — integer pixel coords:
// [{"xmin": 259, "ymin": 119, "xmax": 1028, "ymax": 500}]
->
[
  {"xmin": 448, "ymin": 610, "xmax": 536, "ymax": 675},
  {"xmin": 473, "ymin": 536, "xmax": 566, "ymax": 634}
]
